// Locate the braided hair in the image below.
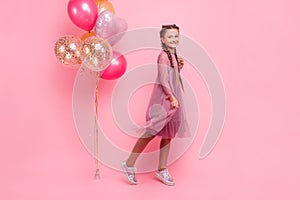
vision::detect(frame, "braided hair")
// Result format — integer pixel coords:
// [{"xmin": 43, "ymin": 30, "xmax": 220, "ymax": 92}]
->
[{"xmin": 160, "ymin": 24, "xmax": 184, "ymax": 91}]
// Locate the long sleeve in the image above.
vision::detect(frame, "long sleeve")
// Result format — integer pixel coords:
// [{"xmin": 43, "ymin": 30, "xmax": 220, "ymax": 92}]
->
[{"xmin": 157, "ymin": 54, "xmax": 174, "ymax": 99}]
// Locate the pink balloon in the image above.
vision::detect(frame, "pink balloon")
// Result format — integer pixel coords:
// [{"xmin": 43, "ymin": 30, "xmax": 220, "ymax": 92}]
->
[
  {"xmin": 101, "ymin": 52, "xmax": 127, "ymax": 80},
  {"xmin": 67, "ymin": 0, "xmax": 98, "ymax": 31},
  {"xmin": 95, "ymin": 10, "xmax": 128, "ymax": 46}
]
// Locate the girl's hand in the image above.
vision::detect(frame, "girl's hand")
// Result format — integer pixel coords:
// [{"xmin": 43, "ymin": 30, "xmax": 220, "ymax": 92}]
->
[
  {"xmin": 169, "ymin": 95, "xmax": 179, "ymax": 109},
  {"xmin": 178, "ymin": 57, "xmax": 184, "ymax": 71}
]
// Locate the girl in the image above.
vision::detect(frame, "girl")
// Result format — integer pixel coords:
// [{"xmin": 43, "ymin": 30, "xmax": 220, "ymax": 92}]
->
[{"xmin": 122, "ymin": 24, "xmax": 190, "ymax": 186}]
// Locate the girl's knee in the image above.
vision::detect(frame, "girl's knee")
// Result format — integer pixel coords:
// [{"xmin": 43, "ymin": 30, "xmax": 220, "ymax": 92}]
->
[
  {"xmin": 161, "ymin": 138, "xmax": 172, "ymax": 145},
  {"xmin": 142, "ymin": 132, "xmax": 155, "ymax": 140}
]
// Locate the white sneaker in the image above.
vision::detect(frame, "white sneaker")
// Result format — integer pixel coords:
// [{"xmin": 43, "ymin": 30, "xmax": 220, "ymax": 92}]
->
[
  {"xmin": 155, "ymin": 168, "xmax": 175, "ymax": 186},
  {"xmin": 121, "ymin": 161, "xmax": 137, "ymax": 185}
]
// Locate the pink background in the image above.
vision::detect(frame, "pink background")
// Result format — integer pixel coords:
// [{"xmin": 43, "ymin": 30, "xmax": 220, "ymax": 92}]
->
[{"xmin": 1, "ymin": 0, "xmax": 300, "ymax": 199}]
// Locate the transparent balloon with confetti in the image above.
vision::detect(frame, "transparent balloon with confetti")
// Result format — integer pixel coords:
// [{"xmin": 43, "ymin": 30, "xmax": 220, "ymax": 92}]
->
[
  {"xmin": 81, "ymin": 36, "xmax": 113, "ymax": 72},
  {"xmin": 54, "ymin": 35, "xmax": 82, "ymax": 68}
]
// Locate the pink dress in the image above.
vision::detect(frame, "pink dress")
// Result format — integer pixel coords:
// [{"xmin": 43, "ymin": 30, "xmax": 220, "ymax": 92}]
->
[{"xmin": 140, "ymin": 51, "xmax": 191, "ymax": 139}]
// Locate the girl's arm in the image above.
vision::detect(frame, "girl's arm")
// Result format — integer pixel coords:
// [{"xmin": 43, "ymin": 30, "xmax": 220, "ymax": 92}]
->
[
  {"xmin": 158, "ymin": 56, "xmax": 174, "ymax": 99},
  {"xmin": 157, "ymin": 55, "xmax": 179, "ymax": 108}
]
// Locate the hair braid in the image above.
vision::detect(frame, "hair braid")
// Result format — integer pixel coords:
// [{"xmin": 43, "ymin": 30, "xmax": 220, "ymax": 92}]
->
[
  {"xmin": 174, "ymin": 49, "xmax": 184, "ymax": 91},
  {"xmin": 163, "ymin": 49, "xmax": 175, "ymax": 68},
  {"xmin": 174, "ymin": 49, "xmax": 179, "ymax": 66}
]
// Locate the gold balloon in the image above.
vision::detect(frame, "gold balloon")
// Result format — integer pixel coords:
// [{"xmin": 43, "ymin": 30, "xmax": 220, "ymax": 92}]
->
[
  {"xmin": 94, "ymin": 0, "xmax": 115, "ymax": 14},
  {"xmin": 81, "ymin": 36, "xmax": 113, "ymax": 72},
  {"xmin": 81, "ymin": 31, "xmax": 95, "ymax": 41},
  {"xmin": 54, "ymin": 35, "xmax": 82, "ymax": 67}
]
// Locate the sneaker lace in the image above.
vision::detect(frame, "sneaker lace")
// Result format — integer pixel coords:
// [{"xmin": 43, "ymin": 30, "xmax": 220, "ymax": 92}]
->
[
  {"xmin": 126, "ymin": 166, "xmax": 136, "ymax": 177},
  {"xmin": 162, "ymin": 169, "xmax": 171, "ymax": 179}
]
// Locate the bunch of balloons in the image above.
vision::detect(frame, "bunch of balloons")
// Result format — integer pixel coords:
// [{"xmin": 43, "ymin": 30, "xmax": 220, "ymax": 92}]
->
[{"xmin": 54, "ymin": 0, "xmax": 127, "ymax": 80}]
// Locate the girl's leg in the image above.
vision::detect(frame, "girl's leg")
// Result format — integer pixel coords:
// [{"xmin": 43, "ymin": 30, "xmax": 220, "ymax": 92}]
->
[
  {"xmin": 155, "ymin": 138, "xmax": 175, "ymax": 186},
  {"xmin": 158, "ymin": 138, "xmax": 171, "ymax": 170},
  {"xmin": 126, "ymin": 132, "xmax": 155, "ymax": 167}
]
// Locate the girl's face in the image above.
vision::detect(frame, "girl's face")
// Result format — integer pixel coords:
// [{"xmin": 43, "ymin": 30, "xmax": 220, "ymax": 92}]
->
[{"xmin": 161, "ymin": 29, "xmax": 179, "ymax": 50}]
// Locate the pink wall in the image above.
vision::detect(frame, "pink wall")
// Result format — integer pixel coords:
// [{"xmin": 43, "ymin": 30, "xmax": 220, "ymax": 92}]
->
[{"xmin": 1, "ymin": 0, "xmax": 300, "ymax": 199}]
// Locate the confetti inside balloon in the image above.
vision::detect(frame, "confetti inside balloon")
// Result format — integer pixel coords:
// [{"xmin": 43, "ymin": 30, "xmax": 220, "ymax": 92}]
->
[
  {"xmin": 54, "ymin": 35, "xmax": 82, "ymax": 67},
  {"xmin": 81, "ymin": 36, "xmax": 113, "ymax": 72}
]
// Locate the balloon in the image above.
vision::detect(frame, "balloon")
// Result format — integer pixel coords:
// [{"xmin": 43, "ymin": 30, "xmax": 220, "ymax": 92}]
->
[
  {"xmin": 67, "ymin": 0, "xmax": 98, "ymax": 31},
  {"xmin": 101, "ymin": 51, "xmax": 127, "ymax": 80},
  {"xmin": 81, "ymin": 36, "xmax": 113, "ymax": 72},
  {"xmin": 94, "ymin": 0, "xmax": 115, "ymax": 13},
  {"xmin": 81, "ymin": 31, "xmax": 95, "ymax": 41},
  {"xmin": 94, "ymin": 10, "xmax": 128, "ymax": 46},
  {"xmin": 54, "ymin": 35, "xmax": 82, "ymax": 67}
]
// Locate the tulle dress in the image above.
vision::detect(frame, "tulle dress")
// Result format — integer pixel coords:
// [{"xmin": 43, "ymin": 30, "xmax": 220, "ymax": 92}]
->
[{"xmin": 139, "ymin": 51, "xmax": 190, "ymax": 139}]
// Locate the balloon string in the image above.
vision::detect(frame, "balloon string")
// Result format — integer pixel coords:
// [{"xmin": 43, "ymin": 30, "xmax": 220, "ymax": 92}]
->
[{"xmin": 94, "ymin": 72, "xmax": 100, "ymax": 179}]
